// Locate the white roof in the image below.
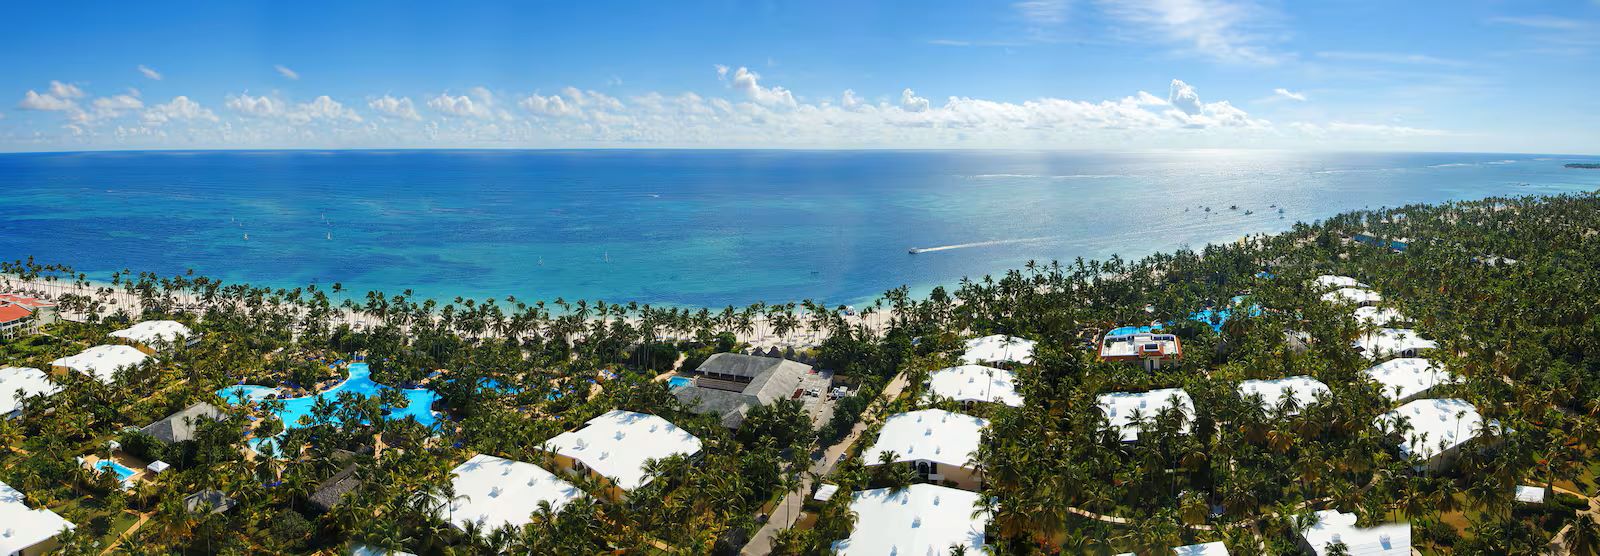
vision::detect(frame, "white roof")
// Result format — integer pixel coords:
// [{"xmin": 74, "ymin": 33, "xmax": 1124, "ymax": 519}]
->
[
  {"xmin": 1301, "ymin": 509, "xmax": 1410, "ymax": 556},
  {"xmin": 109, "ymin": 320, "xmax": 191, "ymax": 347},
  {"xmin": 147, "ymin": 460, "xmax": 171, "ymax": 474},
  {"xmin": 961, "ymin": 335, "xmax": 1035, "ymax": 365},
  {"xmin": 863, "ymin": 409, "xmax": 987, "ymax": 470},
  {"xmin": 832, "ymin": 484, "xmax": 985, "ymax": 556},
  {"xmin": 814, "ymin": 483, "xmax": 840, "ymax": 501},
  {"xmin": 351, "ymin": 545, "xmax": 417, "ymax": 556},
  {"xmin": 1173, "ymin": 542, "xmax": 1230, "ymax": 555},
  {"xmin": 1100, "ymin": 333, "xmax": 1182, "ymax": 359},
  {"xmin": 1376, "ymin": 398, "xmax": 1486, "ymax": 461},
  {"xmin": 441, "ymin": 454, "xmax": 582, "ymax": 533},
  {"xmin": 1322, "ymin": 288, "xmax": 1382, "ymax": 305},
  {"xmin": 925, "ymin": 365, "xmax": 1023, "ymax": 407},
  {"xmin": 1362, "ymin": 358, "xmax": 1455, "ymax": 402},
  {"xmin": 545, "ymin": 409, "xmax": 702, "ymax": 491},
  {"xmin": 1097, "ymin": 388, "xmax": 1194, "ymax": 441},
  {"xmin": 1515, "ymin": 485, "xmax": 1545, "ymax": 504},
  {"xmin": 1315, "ymin": 275, "xmax": 1369, "ymax": 291},
  {"xmin": 0, "ymin": 480, "xmax": 75, "ymax": 555},
  {"xmin": 1355, "ymin": 329, "xmax": 1438, "ymax": 360},
  {"xmin": 1353, "ymin": 306, "xmax": 1406, "ymax": 327},
  {"xmin": 1238, "ymin": 376, "xmax": 1329, "ymax": 414},
  {"xmin": 0, "ymin": 367, "xmax": 60, "ymax": 415},
  {"xmin": 50, "ymin": 345, "xmax": 150, "ymax": 384}
]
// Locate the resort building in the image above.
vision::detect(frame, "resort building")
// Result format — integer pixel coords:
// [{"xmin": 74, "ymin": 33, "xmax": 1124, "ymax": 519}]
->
[
  {"xmin": 1314, "ymin": 275, "xmax": 1369, "ymax": 291},
  {"xmin": 1099, "ymin": 331, "xmax": 1183, "ymax": 370},
  {"xmin": 1298, "ymin": 509, "xmax": 1410, "ymax": 556},
  {"xmin": 1353, "ymin": 306, "xmax": 1406, "ymax": 327},
  {"xmin": 924, "ymin": 364, "xmax": 1023, "ymax": 408},
  {"xmin": 0, "ymin": 367, "xmax": 61, "ymax": 419},
  {"xmin": 110, "ymin": 320, "xmax": 193, "ymax": 354},
  {"xmin": 1375, "ymin": 398, "xmax": 1491, "ymax": 467},
  {"xmin": 182, "ymin": 490, "xmax": 237, "ymax": 515},
  {"xmin": 1097, "ymin": 388, "xmax": 1194, "ymax": 441},
  {"xmin": 544, "ymin": 409, "xmax": 702, "ymax": 500},
  {"xmin": 1173, "ymin": 542, "xmax": 1231, "ymax": 556},
  {"xmin": 309, "ymin": 457, "xmax": 363, "ymax": 513},
  {"xmin": 50, "ymin": 344, "xmax": 150, "ymax": 384},
  {"xmin": 1322, "ymin": 287, "xmax": 1383, "ymax": 307},
  {"xmin": 862, "ymin": 409, "xmax": 988, "ymax": 490},
  {"xmin": 439, "ymin": 454, "xmax": 583, "ymax": 533},
  {"xmin": 142, "ymin": 402, "xmax": 225, "ymax": 444},
  {"xmin": 1238, "ymin": 376, "xmax": 1329, "ymax": 414},
  {"xmin": 672, "ymin": 353, "xmax": 812, "ymax": 428},
  {"xmin": 1355, "ymin": 329, "xmax": 1439, "ymax": 360},
  {"xmin": 960, "ymin": 334, "xmax": 1035, "ymax": 366},
  {"xmin": 831, "ymin": 484, "xmax": 985, "ymax": 556},
  {"xmin": 0, "ymin": 480, "xmax": 75, "ymax": 556},
  {"xmin": 0, "ymin": 294, "xmax": 56, "ymax": 340},
  {"xmin": 1363, "ymin": 358, "xmax": 1455, "ymax": 403}
]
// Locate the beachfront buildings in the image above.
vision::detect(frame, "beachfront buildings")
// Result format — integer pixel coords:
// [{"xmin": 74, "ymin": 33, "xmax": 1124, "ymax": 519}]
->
[
  {"xmin": 924, "ymin": 364, "xmax": 1023, "ymax": 408},
  {"xmin": 830, "ymin": 484, "xmax": 985, "ymax": 555},
  {"xmin": 960, "ymin": 334, "xmax": 1035, "ymax": 366},
  {"xmin": 0, "ymin": 367, "xmax": 60, "ymax": 419},
  {"xmin": 49, "ymin": 344, "xmax": 149, "ymax": 384},
  {"xmin": 1376, "ymin": 398, "xmax": 1491, "ymax": 468},
  {"xmin": 1355, "ymin": 329, "xmax": 1439, "ymax": 360},
  {"xmin": 1238, "ymin": 376, "xmax": 1329, "ymax": 414},
  {"xmin": 1322, "ymin": 287, "xmax": 1383, "ymax": 307},
  {"xmin": 110, "ymin": 320, "xmax": 192, "ymax": 354},
  {"xmin": 0, "ymin": 294, "xmax": 57, "ymax": 341},
  {"xmin": 1099, "ymin": 331, "xmax": 1183, "ymax": 370},
  {"xmin": 439, "ymin": 454, "xmax": 583, "ymax": 533},
  {"xmin": 1363, "ymin": 358, "xmax": 1455, "ymax": 403},
  {"xmin": 673, "ymin": 353, "xmax": 811, "ymax": 428},
  {"xmin": 544, "ymin": 409, "xmax": 702, "ymax": 501},
  {"xmin": 1097, "ymin": 388, "xmax": 1194, "ymax": 441},
  {"xmin": 0, "ymin": 480, "xmax": 75, "ymax": 556},
  {"xmin": 1314, "ymin": 275, "xmax": 1369, "ymax": 290},
  {"xmin": 862, "ymin": 409, "xmax": 987, "ymax": 490},
  {"xmin": 1353, "ymin": 306, "xmax": 1406, "ymax": 327},
  {"xmin": 1299, "ymin": 509, "xmax": 1410, "ymax": 555},
  {"xmin": 141, "ymin": 402, "xmax": 225, "ymax": 444}
]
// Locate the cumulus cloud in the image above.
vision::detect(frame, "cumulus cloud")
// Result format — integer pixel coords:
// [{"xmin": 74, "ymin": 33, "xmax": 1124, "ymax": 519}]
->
[
  {"xmin": 143, "ymin": 96, "xmax": 218, "ymax": 125},
  {"xmin": 274, "ymin": 64, "xmax": 300, "ymax": 80},
  {"xmin": 1168, "ymin": 79, "xmax": 1204, "ymax": 115},
  {"xmin": 1099, "ymin": 0, "xmax": 1284, "ymax": 64},
  {"xmin": 840, "ymin": 89, "xmax": 864, "ymax": 110},
  {"xmin": 91, "ymin": 93, "xmax": 145, "ymax": 119},
  {"xmin": 138, "ymin": 65, "xmax": 163, "ymax": 80},
  {"xmin": 18, "ymin": 90, "xmax": 78, "ymax": 111},
  {"xmin": 721, "ymin": 66, "xmax": 797, "ymax": 107},
  {"xmin": 1272, "ymin": 88, "xmax": 1306, "ymax": 101},
  {"xmin": 427, "ymin": 88, "xmax": 499, "ymax": 119},
  {"xmin": 227, "ymin": 93, "xmax": 286, "ymax": 117},
  {"xmin": 899, "ymin": 89, "xmax": 931, "ymax": 112},
  {"xmin": 368, "ymin": 95, "xmax": 420, "ymax": 120},
  {"xmin": 226, "ymin": 93, "xmax": 361, "ymax": 123},
  {"xmin": 49, "ymin": 81, "xmax": 86, "ymax": 99},
  {"xmin": 295, "ymin": 95, "xmax": 362, "ymax": 123}
]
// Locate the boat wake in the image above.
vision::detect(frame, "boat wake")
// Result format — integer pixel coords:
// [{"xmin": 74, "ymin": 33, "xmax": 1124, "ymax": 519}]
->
[{"xmin": 909, "ymin": 236, "xmax": 1057, "ymax": 254}]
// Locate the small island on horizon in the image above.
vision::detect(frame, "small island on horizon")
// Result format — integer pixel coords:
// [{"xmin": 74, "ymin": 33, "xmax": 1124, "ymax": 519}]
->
[{"xmin": 1565, "ymin": 163, "xmax": 1600, "ymax": 169}]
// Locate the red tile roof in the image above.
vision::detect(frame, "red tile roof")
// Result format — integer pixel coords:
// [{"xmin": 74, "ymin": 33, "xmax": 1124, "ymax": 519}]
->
[
  {"xmin": 0, "ymin": 294, "xmax": 55, "ymax": 308},
  {"xmin": 0, "ymin": 304, "xmax": 33, "ymax": 324}
]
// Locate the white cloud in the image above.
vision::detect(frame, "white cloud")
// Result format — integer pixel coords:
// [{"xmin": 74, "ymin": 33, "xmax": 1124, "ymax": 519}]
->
[
  {"xmin": 138, "ymin": 65, "xmax": 163, "ymax": 80},
  {"xmin": 143, "ymin": 96, "xmax": 218, "ymax": 125},
  {"xmin": 1272, "ymin": 88, "xmax": 1306, "ymax": 101},
  {"xmin": 295, "ymin": 95, "xmax": 362, "ymax": 123},
  {"xmin": 227, "ymin": 94, "xmax": 286, "ymax": 117},
  {"xmin": 1292, "ymin": 121, "xmax": 1446, "ymax": 138},
  {"xmin": 1487, "ymin": 15, "xmax": 1589, "ymax": 30},
  {"xmin": 1098, "ymin": 0, "xmax": 1284, "ymax": 64},
  {"xmin": 49, "ymin": 81, "xmax": 86, "ymax": 99},
  {"xmin": 1014, "ymin": 0, "xmax": 1070, "ymax": 25},
  {"xmin": 722, "ymin": 66, "xmax": 797, "ymax": 108},
  {"xmin": 841, "ymin": 89, "xmax": 864, "ymax": 110},
  {"xmin": 274, "ymin": 64, "xmax": 301, "ymax": 80},
  {"xmin": 1315, "ymin": 51, "xmax": 1467, "ymax": 67},
  {"xmin": 18, "ymin": 90, "xmax": 78, "ymax": 111},
  {"xmin": 899, "ymin": 88, "xmax": 931, "ymax": 112},
  {"xmin": 368, "ymin": 95, "xmax": 420, "ymax": 120},
  {"xmin": 91, "ymin": 93, "xmax": 145, "ymax": 119},
  {"xmin": 226, "ymin": 93, "xmax": 361, "ymax": 123},
  {"xmin": 428, "ymin": 88, "xmax": 499, "ymax": 119}
]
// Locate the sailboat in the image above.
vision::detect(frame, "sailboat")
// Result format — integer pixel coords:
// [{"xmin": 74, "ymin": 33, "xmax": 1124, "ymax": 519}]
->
[
  {"xmin": 326, "ymin": 232, "xmax": 332, "ymax": 240},
  {"xmin": 603, "ymin": 251, "xmax": 611, "ymax": 263},
  {"xmin": 243, "ymin": 233, "xmax": 249, "ymax": 241}
]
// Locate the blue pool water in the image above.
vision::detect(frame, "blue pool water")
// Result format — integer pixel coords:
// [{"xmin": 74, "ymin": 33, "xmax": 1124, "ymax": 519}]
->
[
  {"xmin": 1108, "ymin": 323, "xmax": 1163, "ymax": 336},
  {"xmin": 1190, "ymin": 295, "xmax": 1263, "ymax": 333},
  {"xmin": 218, "ymin": 363, "xmax": 440, "ymax": 451},
  {"xmin": 95, "ymin": 460, "xmax": 136, "ymax": 481},
  {"xmin": 3, "ymin": 151, "xmax": 1597, "ymax": 307},
  {"xmin": 668, "ymin": 376, "xmax": 693, "ymax": 390}
]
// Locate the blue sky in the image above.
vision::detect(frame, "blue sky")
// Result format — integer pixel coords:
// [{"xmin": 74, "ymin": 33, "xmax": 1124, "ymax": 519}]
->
[{"xmin": 3, "ymin": 0, "xmax": 1597, "ymax": 153}]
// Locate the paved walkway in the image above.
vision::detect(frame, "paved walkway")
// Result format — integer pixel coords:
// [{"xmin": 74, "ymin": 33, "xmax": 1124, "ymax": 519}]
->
[
  {"xmin": 1547, "ymin": 485, "xmax": 1598, "ymax": 555},
  {"xmin": 740, "ymin": 371, "xmax": 911, "ymax": 556}
]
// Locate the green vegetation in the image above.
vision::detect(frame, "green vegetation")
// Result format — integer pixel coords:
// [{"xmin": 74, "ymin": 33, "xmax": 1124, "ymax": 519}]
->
[
  {"xmin": 1566, "ymin": 163, "xmax": 1600, "ymax": 169},
  {"xmin": 4, "ymin": 189, "xmax": 1600, "ymax": 554}
]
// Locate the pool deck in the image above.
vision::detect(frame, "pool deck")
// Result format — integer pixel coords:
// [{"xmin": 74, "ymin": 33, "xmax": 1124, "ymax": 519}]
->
[{"xmin": 81, "ymin": 452, "xmax": 150, "ymax": 487}]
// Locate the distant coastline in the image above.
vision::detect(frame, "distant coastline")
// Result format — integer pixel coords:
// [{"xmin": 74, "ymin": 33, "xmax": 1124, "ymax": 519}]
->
[{"xmin": 1566, "ymin": 163, "xmax": 1600, "ymax": 169}]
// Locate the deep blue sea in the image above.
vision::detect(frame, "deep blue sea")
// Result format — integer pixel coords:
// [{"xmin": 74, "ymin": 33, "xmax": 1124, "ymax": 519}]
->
[{"xmin": 1, "ymin": 150, "xmax": 1596, "ymax": 307}]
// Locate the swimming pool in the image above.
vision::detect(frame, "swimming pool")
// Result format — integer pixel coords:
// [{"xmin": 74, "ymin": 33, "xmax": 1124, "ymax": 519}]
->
[
  {"xmin": 94, "ymin": 460, "xmax": 137, "ymax": 482},
  {"xmin": 1190, "ymin": 295, "xmax": 1263, "ymax": 333},
  {"xmin": 667, "ymin": 376, "xmax": 693, "ymax": 390},
  {"xmin": 217, "ymin": 363, "xmax": 441, "ymax": 452},
  {"xmin": 1107, "ymin": 323, "xmax": 1163, "ymax": 336}
]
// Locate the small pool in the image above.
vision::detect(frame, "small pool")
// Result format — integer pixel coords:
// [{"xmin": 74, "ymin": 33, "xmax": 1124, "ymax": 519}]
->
[
  {"xmin": 667, "ymin": 376, "xmax": 693, "ymax": 390},
  {"xmin": 218, "ymin": 363, "xmax": 441, "ymax": 453},
  {"xmin": 95, "ymin": 460, "xmax": 137, "ymax": 481},
  {"xmin": 1189, "ymin": 296, "xmax": 1263, "ymax": 333},
  {"xmin": 1108, "ymin": 323, "xmax": 1163, "ymax": 336}
]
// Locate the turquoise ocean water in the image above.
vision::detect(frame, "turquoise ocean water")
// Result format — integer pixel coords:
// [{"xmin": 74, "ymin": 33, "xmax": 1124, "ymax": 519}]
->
[{"xmin": 1, "ymin": 150, "xmax": 1596, "ymax": 307}]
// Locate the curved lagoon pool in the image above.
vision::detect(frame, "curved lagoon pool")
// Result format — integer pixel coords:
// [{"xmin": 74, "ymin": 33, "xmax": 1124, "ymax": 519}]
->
[{"xmin": 218, "ymin": 363, "xmax": 440, "ymax": 451}]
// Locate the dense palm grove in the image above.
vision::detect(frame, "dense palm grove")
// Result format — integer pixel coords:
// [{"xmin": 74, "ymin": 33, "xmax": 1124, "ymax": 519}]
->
[{"xmin": 5, "ymin": 191, "xmax": 1600, "ymax": 555}]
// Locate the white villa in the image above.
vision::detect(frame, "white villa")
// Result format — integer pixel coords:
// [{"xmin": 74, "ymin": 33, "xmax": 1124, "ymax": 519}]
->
[
  {"xmin": 1363, "ymin": 358, "xmax": 1455, "ymax": 402},
  {"xmin": 0, "ymin": 367, "xmax": 60, "ymax": 419},
  {"xmin": 925, "ymin": 365, "xmax": 1023, "ymax": 408},
  {"xmin": 1353, "ymin": 306, "xmax": 1406, "ymax": 327},
  {"xmin": 831, "ymin": 484, "xmax": 985, "ymax": 556},
  {"xmin": 544, "ymin": 409, "xmax": 702, "ymax": 500},
  {"xmin": 1314, "ymin": 275, "xmax": 1369, "ymax": 291},
  {"xmin": 1097, "ymin": 388, "xmax": 1194, "ymax": 441},
  {"xmin": 1322, "ymin": 288, "xmax": 1383, "ymax": 307},
  {"xmin": 1299, "ymin": 509, "xmax": 1410, "ymax": 556},
  {"xmin": 109, "ymin": 320, "xmax": 192, "ymax": 353},
  {"xmin": 960, "ymin": 335, "xmax": 1035, "ymax": 366},
  {"xmin": 1238, "ymin": 376, "xmax": 1329, "ymax": 414},
  {"xmin": 0, "ymin": 480, "xmax": 75, "ymax": 556},
  {"xmin": 862, "ymin": 409, "xmax": 988, "ymax": 490},
  {"xmin": 50, "ymin": 345, "xmax": 150, "ymax": 384},
  {"xmin": 439, "ymin": 454, "xmax": 583, "ymax": 533},
  {"xmin": 1355, "ymin": 328, "xmax": 1438, "ymax": 360},
  {"xmin": 1099, "ymin": 332, "xmax": 1183, "ymax": 370},
  {"xmin": 1376, "ymin": 398, "xmax": 1491, "ymax": 466}
]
